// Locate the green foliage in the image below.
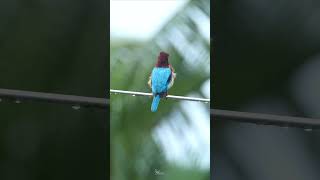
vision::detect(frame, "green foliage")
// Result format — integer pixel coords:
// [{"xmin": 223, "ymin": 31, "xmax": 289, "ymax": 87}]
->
[{"xmin": 111, "ymin": 0, "xmax": 210, "ymax": 179}]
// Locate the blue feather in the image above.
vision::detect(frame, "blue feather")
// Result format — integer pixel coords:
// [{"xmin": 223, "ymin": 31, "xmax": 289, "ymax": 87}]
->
[
  {"xmin": 151, "ymin": 68, "xmax": 171, "ymax": 93},
  {"xmin": 150, "ymin": 67, "xmax": 171, "ymax": 112},
  {"xmin": 151, "ymin": 95, "xmax": 160, "ymax": 112}
]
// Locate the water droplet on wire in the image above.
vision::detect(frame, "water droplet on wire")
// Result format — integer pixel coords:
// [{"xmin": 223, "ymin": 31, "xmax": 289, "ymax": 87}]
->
[
  {"xmin": 304, "ymin": 128, "xmax": 313, "ymax": 132},
  {"xmin": 15, "ymin": 100, "xmax": 21, "ymax": 104},
  {"xmin": 132, "ymin": 94, "xmax": 136, "ymax": 97},
  {"xmin": 72, "ymin": 105, "xmax": 81, "ymax": 110}
]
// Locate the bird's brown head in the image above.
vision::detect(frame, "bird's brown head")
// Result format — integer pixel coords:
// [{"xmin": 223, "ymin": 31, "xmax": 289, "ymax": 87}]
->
[{"xmin": 156, "ymin": 51, "xmax": 169, "ymax": 67}]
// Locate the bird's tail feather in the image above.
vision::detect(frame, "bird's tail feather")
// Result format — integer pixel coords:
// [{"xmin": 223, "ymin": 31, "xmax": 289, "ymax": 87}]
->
[{"xmin": 151, "ymin": 95, "xmax": 161, "ymax": 112}]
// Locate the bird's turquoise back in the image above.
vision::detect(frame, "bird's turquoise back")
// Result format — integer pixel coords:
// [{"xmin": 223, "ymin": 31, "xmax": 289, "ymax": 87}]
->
[{"xmin": 151, "ymin": 67, "xmax": 171, "ymax": 94}]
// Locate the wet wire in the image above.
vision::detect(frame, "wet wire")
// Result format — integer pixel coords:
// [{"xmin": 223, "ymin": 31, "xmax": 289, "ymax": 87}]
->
[
  {"xmin": 0, "ymin": 88, "xmax": 108, "ymax": 108},
  {"xmin": 212, "ymin": 109, "xmax": 320, "ymax": 129},
  {"xmin": 1, "ymin": 88, "xmax": 320, "ymax": 129},
  {"xmin": 110, "ymin": 89, "xmax": 210, "ymax": 103}
]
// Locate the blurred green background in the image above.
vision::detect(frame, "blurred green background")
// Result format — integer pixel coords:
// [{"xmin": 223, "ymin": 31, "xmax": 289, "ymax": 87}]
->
[
  {"xmin": 213, "ymin": 0, "xmax": 320, "ymax": 179},
  {"xmin": 110, "ymin": 0, "xmax": 210, "ymax": 179},
  {"xmin": 0, "ymin": 0, "xmax": 107, "ymax": 179}
]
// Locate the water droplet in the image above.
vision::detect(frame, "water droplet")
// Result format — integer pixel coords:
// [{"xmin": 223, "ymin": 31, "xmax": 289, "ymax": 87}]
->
[
  {"xmin": 204, "ymin": 101, "xmax": 209, "ymax": 104},
  {"xmin": 72, "ymin": 105, "xmax": 81, "ymax": 110},
  {"xmin": 279, "ymin": 126, "xmax": 289, "ymax": 130},
  {"xmin": 15, "ymin": 100, "xmax": 21, "ymax": 104},
  {"xmin": 0, "ymin": 98, "xmax": 2, "ymax": 102},
  {"xmin": 304, "ymin": 128, "xmax": 313, "ymax": 132},
  {"xmin": 132, "ymin": 94, "xmax": 136, "ymax": 96}
]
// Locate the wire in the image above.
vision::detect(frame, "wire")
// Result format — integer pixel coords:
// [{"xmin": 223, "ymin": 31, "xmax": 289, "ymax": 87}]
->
[
  {"xmin": 212, "ymin": 109, "xmax": 320, "ymax": 129},
  {"xmin": 111, "ymin": 89, "xmax": 320, "ymax": 129},
  {"xmin": 1, "ymin": 88, "xmax": 319, "ymax": 129},
  {"xmin": 0, "ymin": 88, "xmax": 108, "ymax": 108},
  {"xmin": 110, "ymin": 89, "xmax": 210, "ymax": 103}
]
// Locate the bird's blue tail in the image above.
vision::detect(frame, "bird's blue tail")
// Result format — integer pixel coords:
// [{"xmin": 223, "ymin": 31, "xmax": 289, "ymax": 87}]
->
[{"xmin": 151, "ymin": 95, "xmax": 161, "ymax": 112}]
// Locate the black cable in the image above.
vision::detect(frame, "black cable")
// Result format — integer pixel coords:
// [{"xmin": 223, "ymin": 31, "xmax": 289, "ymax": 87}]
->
[
  {"xmin": 212, "ymin": 109, "xmax": 320, "ymax": 129},
  {"xmin": 0, "ymin": 88, "xmax": 108, "ymax": 109},
  {"xmin": 2, "ymin": 88, "xmax": 320, "ymax": 129}
]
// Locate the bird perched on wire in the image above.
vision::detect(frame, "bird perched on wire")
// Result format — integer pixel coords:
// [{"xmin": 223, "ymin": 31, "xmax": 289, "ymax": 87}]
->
[{"xmin": 148, "ymin": 51, "xmax": 176, "ymax": 112}]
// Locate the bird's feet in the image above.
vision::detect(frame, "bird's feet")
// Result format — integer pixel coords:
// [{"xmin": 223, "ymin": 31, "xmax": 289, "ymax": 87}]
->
[{"xmin": 164, "ymin": 92, "xmax": 168, "ymax": 100}]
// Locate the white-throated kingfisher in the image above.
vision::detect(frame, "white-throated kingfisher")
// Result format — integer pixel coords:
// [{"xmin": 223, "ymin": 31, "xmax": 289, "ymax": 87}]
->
[{"xmin": 148, "ymin": 52, "xmax": 176, "ymax": 112}]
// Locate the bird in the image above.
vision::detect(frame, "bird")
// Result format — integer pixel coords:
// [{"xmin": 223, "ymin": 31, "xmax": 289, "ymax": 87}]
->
[{"xmin": 148, "ymin": 51, "xmax": 176, "ymax": 112}]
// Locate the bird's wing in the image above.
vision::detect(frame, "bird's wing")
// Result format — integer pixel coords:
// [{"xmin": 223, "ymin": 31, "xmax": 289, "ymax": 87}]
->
[
  {"xmin": 167, "ymin": 71, "xmax": 176, "ymax": 89},
  {"xmin": 167, "ymin": 65, "xmax": 176, "ymax": 89},
  {"xmin": 151, "ymin": 68, "xmax": 171, "ymax": 94}
]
